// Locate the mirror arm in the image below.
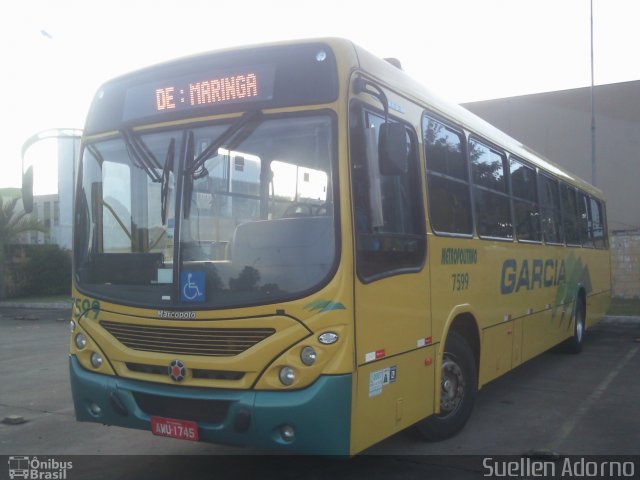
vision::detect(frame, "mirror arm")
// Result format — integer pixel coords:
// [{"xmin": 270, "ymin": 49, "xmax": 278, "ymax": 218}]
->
[{"xmin": 353, "ymin": 78, "xmax": 389, "ymax": 122}]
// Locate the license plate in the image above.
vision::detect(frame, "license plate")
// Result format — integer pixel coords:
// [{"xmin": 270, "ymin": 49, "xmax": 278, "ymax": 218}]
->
[{"xmin": 151, "ymin": 416, "xmax": 199, "ymax": 441}]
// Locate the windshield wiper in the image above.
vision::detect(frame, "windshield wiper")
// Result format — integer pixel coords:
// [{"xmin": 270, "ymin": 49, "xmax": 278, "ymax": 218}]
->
[
  {"xmin": 161, "ymin": 138, "xmax": 176, "ymax": 224},
  {"xmin": 120, "ymin": 128, "xmax": 163, "ymax": 183},
  {"xmin": 183, "ymin": 110, "xmax": 262, "ymax": 219},
  {"xmin": 186, "ymin": 110, "xmax": 262, "ymax": 177}
]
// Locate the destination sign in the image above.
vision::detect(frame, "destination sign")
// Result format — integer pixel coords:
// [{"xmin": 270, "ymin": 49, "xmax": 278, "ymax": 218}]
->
[{"xmin": 123, "ymin": 64, "xmax": 276, "ymax": 121}]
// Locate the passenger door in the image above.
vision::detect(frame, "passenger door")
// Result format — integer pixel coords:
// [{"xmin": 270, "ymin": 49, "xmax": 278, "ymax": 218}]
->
[{"xmin": 348, "ymin": 100, "xmax": 432, "ymax": 452}]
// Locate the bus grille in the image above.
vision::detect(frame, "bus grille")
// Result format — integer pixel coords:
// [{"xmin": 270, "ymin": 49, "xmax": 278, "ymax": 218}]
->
[
  {"xmin": 100, "ymin": 321, "xmax": 275, "ymax": 356},
  {"xmin": 125, "ymin": 362, "xmax": 245, "ymax": 380}
]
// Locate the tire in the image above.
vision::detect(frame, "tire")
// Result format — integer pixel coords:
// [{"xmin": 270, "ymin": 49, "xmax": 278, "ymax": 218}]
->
[
  {"xmin": 415, "ymin": 331, "xmax": 478, "ymax": 441},
  {"xmin": 563, "ymin": 298, "xmax": 586, "ymax": 354}
]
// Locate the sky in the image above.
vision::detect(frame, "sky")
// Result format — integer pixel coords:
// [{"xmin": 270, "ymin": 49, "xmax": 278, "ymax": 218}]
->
[{"xmin": 2, "ymin": 0, "xmax": 640, "ymax": 189}]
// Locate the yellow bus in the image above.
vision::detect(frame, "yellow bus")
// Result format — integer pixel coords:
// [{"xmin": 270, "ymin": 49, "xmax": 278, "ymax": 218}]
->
[{"xmin": 34, "ymin": 38, "xmax": 609, "ymax": 455}]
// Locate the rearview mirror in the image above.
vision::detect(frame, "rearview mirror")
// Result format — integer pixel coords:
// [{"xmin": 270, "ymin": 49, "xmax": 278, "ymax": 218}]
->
[{"xmin": 378, "ymin": 123, "xmax": 408, "ymax": 176}]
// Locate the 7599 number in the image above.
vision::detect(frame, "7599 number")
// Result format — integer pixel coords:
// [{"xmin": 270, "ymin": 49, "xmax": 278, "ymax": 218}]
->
[{"xmin": 451, "ymin": 273, "xmax": 470, "ymax": 291}]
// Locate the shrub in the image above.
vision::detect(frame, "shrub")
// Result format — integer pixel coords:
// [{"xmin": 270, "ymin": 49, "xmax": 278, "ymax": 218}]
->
[{"xmin": 23, "ymin": 245, "xmax": 72, "ymax": 296}]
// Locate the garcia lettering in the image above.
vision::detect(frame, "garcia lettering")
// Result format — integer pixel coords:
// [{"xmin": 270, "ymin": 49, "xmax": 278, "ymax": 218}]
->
[{"xmin": 501, "ymin": 258, "xmax": 566, "ymax": 294}]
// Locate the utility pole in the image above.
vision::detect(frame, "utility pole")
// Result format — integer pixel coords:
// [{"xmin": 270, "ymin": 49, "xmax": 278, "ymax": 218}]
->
[{"xmin": 590, "ymin": 0, "xmax": 596, "ymax": 186}]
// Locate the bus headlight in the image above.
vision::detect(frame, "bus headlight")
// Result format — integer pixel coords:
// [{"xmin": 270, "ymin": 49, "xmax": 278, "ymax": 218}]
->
[
  {"xmin": 279, "ymin": 367, "xmax": 296, "ymax": 386},
  {"xmin": 75, "ymin": 333, "xmax": 87, "ymax": 350},
  {"xmin": 300, "ymin": 346, "xmax": 317, "ymax": 366}
]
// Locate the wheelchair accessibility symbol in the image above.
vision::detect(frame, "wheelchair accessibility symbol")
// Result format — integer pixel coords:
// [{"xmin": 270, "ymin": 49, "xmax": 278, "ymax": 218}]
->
[{"xmin": 180, "ymin": 271, "xmax": 205, "ymax": 303}]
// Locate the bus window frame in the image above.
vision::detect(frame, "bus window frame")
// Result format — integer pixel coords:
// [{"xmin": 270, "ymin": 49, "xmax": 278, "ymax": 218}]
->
[
  {"xmin": 467, "ymin": 134, "xmax": 515, "ymax": 242},
  {"xmin": 559, "ymin": 182, "xmax": 582, "ymax": 247},
  {"xmin": 422, "ymin": 111, "xmax": 474, "ymax": 239},
  {"xmin": 577, "ymin": 189, "xmax": 595, "ymax": 249},
  {"xmin": 589, "ymin": 196, "xmax": 608, "ymax": 249},
  {"xmin": 600, "ymin": 199, "xmax": 610, "ymax": 249},
  {"xmin": 537, "ymin": 171, "xmax": 565, "ymax": 246},
  {"xmin": 508, "ymin": 154, "xmax": 543, "ymax": 245}
]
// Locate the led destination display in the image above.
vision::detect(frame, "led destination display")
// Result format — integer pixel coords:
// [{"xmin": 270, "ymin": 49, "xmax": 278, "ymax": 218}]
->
[{"xmin": 123, "ymin": 64, "xmax": 275, "ymax": 121}]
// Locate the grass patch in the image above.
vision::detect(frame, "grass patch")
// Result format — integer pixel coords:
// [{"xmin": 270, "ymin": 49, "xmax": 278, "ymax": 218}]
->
[{"xmin": 608, "ymin": 297, "xmax": 640, "ymax": 316}]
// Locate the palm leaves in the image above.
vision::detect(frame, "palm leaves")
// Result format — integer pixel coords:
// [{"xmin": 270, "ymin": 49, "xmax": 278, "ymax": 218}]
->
[
  {"xmin": 0, "ymin": 196, "xmax": 46, "ymax": 257},
  {"xmin": 0, "ymin": 195, "xmax": 47, "ymax": 298}
]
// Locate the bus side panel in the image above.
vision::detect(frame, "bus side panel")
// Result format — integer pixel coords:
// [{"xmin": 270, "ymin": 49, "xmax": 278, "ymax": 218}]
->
[
  {"xmin": 521, "ymin": 309, "xmax": 559, "ymax": 363},
  {"xmin": 480, "ymin": 322, "xmax": 514, "ymax": 384},
  {"xmin": 585, "ymin": 248, "xmax": 612, "ymax": 328},
  {"xmin": 350, "ymin": 346, "xmax": 435, "ymax": 455}
]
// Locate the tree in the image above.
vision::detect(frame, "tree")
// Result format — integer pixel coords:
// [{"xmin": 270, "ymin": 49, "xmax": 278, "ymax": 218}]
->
[{"xmin": 0, "ymin": 196, "xmax": 46, "ymax": 299}]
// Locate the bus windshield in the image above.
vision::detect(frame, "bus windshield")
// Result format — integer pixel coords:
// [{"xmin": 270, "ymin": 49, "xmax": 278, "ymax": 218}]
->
[{"xmin": 74, "ymin": 113, "xmax": 337, "ymax": 309}]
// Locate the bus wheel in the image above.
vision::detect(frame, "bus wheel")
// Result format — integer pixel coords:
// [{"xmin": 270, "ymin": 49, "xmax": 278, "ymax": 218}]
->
[
  {"xmin": 563, "ymin": 299, "xmax": 586, "ymax": 354},
  {"xmin": 415, "ymin": 331, "xmax": 477, "ymax": 441}
]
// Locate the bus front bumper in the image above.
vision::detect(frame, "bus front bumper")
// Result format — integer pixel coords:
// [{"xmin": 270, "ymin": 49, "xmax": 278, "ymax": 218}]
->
[{"xmin": 69, "ymin": 355, "xmax": 351, "ymax": 455}]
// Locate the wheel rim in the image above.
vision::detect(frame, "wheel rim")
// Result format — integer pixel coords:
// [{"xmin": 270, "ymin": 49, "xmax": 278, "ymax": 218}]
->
[
  {"xmin": 576, "ymin": 309, "xmax": 584, "ymax": 342},
  {"xmin": 440, "ymin": 354, "xmax": 465, "ymax": 417}
]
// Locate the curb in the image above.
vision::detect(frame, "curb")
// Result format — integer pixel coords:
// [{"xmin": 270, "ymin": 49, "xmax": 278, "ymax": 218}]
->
[
  {"xmin": 0, "ymin": 302, "xmax": 72, "ymax": 310},
  {"xmin": 602, "ymin": 315, "xmax": 640, "ymax": 324}
]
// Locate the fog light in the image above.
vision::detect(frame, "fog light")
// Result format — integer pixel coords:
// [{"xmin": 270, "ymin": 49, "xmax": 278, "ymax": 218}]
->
[
  {"xmin": 90, "ymin": 352, "xmax": 103, "ymax": 369},
  {"xmin": 75, "ymin": 333, "xmax": 87, "ymax": 349},
  {"xmin": 89, "ymin": 402, "xmax": 102, "ymax": 416},
  {"xmin": 281, "ymin": 425, "xmax": 295, "ymax": 441},
  {"xmin": 300, "ymin": 346, "xmax": 317, "ymax": 366},
  {"xmin": 279, "ymin": 367, "xmax": 296, "ymax": 386}
]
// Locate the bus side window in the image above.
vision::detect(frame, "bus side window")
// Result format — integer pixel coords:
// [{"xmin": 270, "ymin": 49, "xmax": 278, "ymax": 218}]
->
[
  {"xmin": 423, "ymin": 115, "xmax": 472, "ymax": 235},
  {"xmin": 510, "ymin": 157, "xmax": 541, "ymax": 242},
  {"xmin": 578, "ymin": 191, "xmax": 593, "ymax": 247},
  {"xmin": 469, "ymin": 139, "xmax": 513, "ymax": 239},
  {"xmin": 560, "ymin": 183, "xmax": 580, "ymax": 246},
  {"xmin": 590, "ymin": 197, "xmax": 607, "ymax": 249},
  {"xmin": 539, "ymin": 174, "xmax": 564, "ymax": 244}
]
